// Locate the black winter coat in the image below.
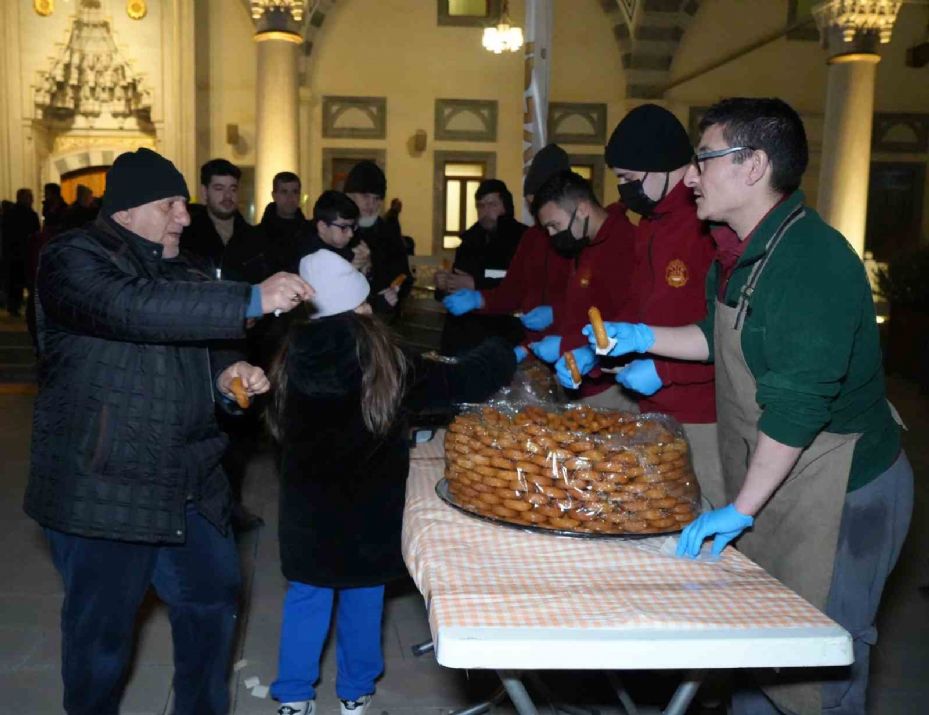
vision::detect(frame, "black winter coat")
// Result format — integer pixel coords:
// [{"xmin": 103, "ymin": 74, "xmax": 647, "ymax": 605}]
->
[
  {"xmin": 278, "ymin": 316, "xmax": 516, "ymax": 588},
  {"xmin": 438, "ymin": 216, "xmax": 528, "ymax": 355},
  {"xmin": 25, "ymin": 217, "xmax": 251, "ymax": 543},
  {"xmin": 352, "ymin": 217, "xmax": 412, "ymax": 316}
]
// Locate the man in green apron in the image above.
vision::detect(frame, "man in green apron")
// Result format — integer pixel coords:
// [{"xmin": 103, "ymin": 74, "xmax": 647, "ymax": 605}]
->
[{"xmin": 583, "ymin": 97, "xmax": 913, "ymax": 715}]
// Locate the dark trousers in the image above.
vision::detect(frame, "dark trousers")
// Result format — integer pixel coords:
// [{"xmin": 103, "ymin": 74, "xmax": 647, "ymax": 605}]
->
[
  {"xmin": 6, "ymin": 258, "xmax": 24, "ymax": 315},
  {"xmin": 45, "ymin": 505, "xmax": 241, "ymax": 715}
]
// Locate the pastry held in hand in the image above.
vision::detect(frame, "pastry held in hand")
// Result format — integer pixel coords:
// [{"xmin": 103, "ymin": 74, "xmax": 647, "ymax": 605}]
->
[
  {"xmin": 389, "ymin": 273, "xmax": 407, "ymax": 290},
  {"xmin": 229, "ymin": 377, "xmax": 250, "ymax": 409},
  {"xmin": 588, "ymin": 306, "xmax": 616, "ymax": 356},
  {"xmin": 564, "ymin": 351, "xmax": 582, "ymax": 389}
]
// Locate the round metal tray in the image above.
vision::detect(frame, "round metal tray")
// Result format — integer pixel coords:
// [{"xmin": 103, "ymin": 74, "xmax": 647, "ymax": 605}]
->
[{"xmin": 435, "ymin": 478, "xmax": 682, "ymax": 540}]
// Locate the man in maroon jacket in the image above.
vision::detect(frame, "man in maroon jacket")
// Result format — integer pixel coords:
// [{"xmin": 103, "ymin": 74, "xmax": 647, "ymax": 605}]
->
[
  {"xmin": 571, "ymin": 104, "xmax": 722, "ymax": 506},
  {"xmin": 530, "ymin": 170, "xmax": 638, "ymax": 406},
  {"xmin": 441, "ymin": 144, "xmax": 573, "ymax": 347}
]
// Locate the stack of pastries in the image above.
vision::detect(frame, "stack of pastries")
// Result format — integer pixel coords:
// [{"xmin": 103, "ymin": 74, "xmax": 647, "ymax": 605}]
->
[{"xmin": 444, "ymin": 405, "xmax": 700, "ymax": 535}]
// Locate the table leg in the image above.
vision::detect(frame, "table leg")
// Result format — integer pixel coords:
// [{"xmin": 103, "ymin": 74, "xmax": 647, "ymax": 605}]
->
[
  {"xmin": 606, "ymin": 671, "xmax": 641, "ymax": 715},
  {"xmin": 662, "ymin": 670, "xmax": 705, "ymax": 715},
  {"xmin": 450, "ymin": 684, "xmax": 508, "ymax": 715},
  {"xmin": 498, "ymin": 670, "xmax": 541, "ymax": 715}
]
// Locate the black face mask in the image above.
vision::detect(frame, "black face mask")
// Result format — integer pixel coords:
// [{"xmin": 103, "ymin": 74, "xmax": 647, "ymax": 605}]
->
[
  {"xmin": 618, "ymin": 172, "xmax": 670, "ymax": 217},
  {"xmin": 550, "ymin": 209, "xmax": 590, "ymax": 257}
]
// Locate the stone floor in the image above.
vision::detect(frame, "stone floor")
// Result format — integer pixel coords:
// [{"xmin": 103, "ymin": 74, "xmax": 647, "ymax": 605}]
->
[{"xmin": 0, "ymin": 371, "xmax": 927, "ymax": 714}]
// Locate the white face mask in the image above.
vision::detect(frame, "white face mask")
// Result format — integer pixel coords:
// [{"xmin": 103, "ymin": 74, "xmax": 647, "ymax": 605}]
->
[{"xmin": 358, "ymin": 214, "xmax": 377, "ymax": 228}]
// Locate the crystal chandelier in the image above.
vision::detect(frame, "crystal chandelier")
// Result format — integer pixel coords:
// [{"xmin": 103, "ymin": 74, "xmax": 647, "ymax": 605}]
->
[
  {"xmin": 812, "ymin": 0, "xmax": 903, "ymax": 45},
  {"xmin": 482, "ymin": 0, "xmax": 524, "ymax": 54}
]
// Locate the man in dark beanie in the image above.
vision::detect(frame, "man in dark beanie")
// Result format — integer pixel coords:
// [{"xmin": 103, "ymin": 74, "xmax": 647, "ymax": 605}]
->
[
  {"xmin": 25, "ymin": 147, "xmax": 313, "ymax": 715},
  {"xmin": 440, "ymin": 145, "xmax": 573, "ymax": 351},
  {"xmin": 435, "ymin": 178, "xmax": 529, "ymax": 354},
  {"xmin": 344, "ymin": 160, "xmax": 412, "ymax": 317},
  {"xmin": 601, "ymin": 103, "xmax": 721, "ymax": 508}
]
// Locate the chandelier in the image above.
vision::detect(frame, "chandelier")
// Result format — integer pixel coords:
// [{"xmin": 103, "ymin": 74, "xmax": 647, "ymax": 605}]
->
[
  {"xmin": 812, "ymin": 0, "xmax": 903, "ymax": 45},
  {"xmin": 482, "ymin": 0, "xmax": 524, "ymax": 54}
]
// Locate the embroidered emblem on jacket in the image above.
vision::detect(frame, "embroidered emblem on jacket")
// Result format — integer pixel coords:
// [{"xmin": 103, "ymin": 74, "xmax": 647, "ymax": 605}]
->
[{"xmin": 665, "ymin": 259, "xmax": 689, "ymax": 288}]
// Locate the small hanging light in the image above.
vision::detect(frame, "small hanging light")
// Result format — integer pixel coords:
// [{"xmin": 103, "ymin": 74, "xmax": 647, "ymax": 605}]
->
[{"xmin": 482, "ymin": 0, "xmax": 524, "ymax": 54}]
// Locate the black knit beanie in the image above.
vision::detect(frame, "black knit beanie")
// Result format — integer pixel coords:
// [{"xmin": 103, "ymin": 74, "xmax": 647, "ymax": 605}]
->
[
  {"xmin": 604, "ymin": 104, "xmax": 693, "ymax": 172},
  {"xmin": 343, "ymin": 161, "xmax": 386, "ymax": 198},
  {"xmin": 524, "ymin": 144, "xmax": 570, "ymax": 196},
  {"xmin": 101, "ymin": 148, "xmax": 190, "ymax": 215},
  {"xmin": 475, "ymin": 178, "xmax": 515, "ymax": 217}
]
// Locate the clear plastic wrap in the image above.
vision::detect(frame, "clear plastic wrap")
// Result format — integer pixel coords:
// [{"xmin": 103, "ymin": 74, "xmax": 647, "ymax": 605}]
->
[
  {"xmin": 488, "ymin": 355, "xmax": 562, "ymax": 405},
  {"xmin": 442, "ymin": 403, "xmax": 701, "ymax": 536}
]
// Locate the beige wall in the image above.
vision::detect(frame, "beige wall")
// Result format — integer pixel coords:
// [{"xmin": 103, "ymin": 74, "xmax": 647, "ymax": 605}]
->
[
  {"xmin": 667, "ymin": 0, "xmax": 929, "ymax": 240},
  {"xmin": 304, "ymin": 0, "xmax": 626, "ymax": 255}
]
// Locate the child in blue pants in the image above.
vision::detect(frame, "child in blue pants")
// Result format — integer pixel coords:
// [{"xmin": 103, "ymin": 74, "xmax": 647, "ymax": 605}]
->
[{"xmin": 265, "ymin": 200, "xmax": 517, "ymax": 715}]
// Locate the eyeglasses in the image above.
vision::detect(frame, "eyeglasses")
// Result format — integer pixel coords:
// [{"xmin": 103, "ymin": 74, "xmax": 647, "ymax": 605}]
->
[
  {"xmin": 690, "ymin": 146, "xmax": 755, "ymax": 175},
  {"xmin": 322, "ymin": 220, "xmax": 356, "ymax": 233}
]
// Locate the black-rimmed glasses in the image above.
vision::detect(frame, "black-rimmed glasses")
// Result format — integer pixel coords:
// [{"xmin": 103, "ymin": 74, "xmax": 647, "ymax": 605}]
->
[
  {"xmin": 322, "ymin": 220, "xmax": 357, "ymax": 233},
  {"xmin": 690, "ymin": 146, "xmax": 755, "ymax": 175}
]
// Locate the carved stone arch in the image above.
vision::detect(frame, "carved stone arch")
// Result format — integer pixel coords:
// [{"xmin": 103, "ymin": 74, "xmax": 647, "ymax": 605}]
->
[{"xmin": 606, "ymin": 0, "xmax": 703, "ymax": 99}]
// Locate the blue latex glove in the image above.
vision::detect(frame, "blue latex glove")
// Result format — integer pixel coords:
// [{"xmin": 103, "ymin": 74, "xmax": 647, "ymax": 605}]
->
[
  {"xmin": 582, "ymin": 321, "xmax": 655, "ymax": 357},
  {"xmin": 676, "ymin": 504, "xmax": 754, "ymax": 558},
  {"xmin": 529, "ymin": 335, "xmax": 562, "ymax": 363},
  {"xmin": 521, "ymin": 305, "xmax": 554, "ymax": 331},
  {"xmin": 443, "ymin": 289, "xmax": 483, "ymax": 316},
  {"xmin": 616, "ymin": 359, "xmax": 663, "ymax": 396},
  {"xmin": 555, "ymin": 347, "xmax": 598, "ymax": 389},
  {"xmin": 514, "ymin": 346, "xmax": 528, "ymax": 363}
]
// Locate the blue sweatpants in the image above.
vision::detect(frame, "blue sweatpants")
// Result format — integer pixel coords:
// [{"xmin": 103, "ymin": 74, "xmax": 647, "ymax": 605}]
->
[{"xmin": 271, "ymin": 582, "xmax": 385, "ymax": 703}]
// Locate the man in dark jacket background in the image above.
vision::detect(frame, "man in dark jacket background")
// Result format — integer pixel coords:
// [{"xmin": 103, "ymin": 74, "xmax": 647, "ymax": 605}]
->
[
  {"xmin": 260, "ymin": 170, "xmax": 309, "ymax": 274},
  {"xmin": 25, "ymin": 148, "xmax": 313, "ymax": 715},
  {"xmin": 344, "ymin": 161, "xmax": 413, "ymax": 317},
  {"xmin": 2, "ymin": 188, "xmax": 40, "ymax": 317},
  {"xmin": 435, "ymin": 179, "xmax": 528, "ymax": 354},
  {"xmin": 181, "ymin": 157, "xmax": 275, "ymax": 533}
]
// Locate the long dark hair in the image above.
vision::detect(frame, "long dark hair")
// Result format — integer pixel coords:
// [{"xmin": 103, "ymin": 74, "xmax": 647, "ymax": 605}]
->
[{"xmin": 266, "ymin": 311, "xmax": 408, "ymax": 441}]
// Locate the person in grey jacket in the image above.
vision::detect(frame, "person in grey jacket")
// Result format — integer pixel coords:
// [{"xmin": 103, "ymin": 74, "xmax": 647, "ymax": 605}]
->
[{"xmin": 24, "ymin": 148, "xmax": 313, "ymax": 715}]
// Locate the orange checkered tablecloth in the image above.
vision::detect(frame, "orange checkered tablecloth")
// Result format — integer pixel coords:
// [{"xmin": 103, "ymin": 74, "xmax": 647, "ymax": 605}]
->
[{"xmin": 402, "ymin": 439, "xmax": 851, "ymax": 670}]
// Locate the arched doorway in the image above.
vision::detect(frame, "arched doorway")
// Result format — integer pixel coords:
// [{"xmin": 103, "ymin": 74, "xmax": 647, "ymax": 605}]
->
[{"xmin": 60, "ymin": 166, "xmax": 108, "ymax": 204}]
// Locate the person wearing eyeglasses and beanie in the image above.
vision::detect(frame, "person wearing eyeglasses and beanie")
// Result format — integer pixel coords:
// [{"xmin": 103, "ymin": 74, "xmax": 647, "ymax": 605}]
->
[
  {"xmin": 584, "ymin": 97, "xmax": 912, "ymax": 715},
  {"xmin": 597, "ymin": 104, "xmax": 722, "ymax": 507},
  {"xmin": 343, "ymin": 161, "xmax": 413, "ymax": 318}
]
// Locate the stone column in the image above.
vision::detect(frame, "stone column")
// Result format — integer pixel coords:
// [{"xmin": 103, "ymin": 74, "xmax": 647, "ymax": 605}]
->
[
  {"xmin": 521, "ymin": 0, "xmax": 552, "ymax": 221},
  {"xmin": 251, "ymin": 1, "xmax": 305, "ymax": 216},
  {"xmin": 813, "ymin": 1, "xmax": 902, "ymax": 256}
]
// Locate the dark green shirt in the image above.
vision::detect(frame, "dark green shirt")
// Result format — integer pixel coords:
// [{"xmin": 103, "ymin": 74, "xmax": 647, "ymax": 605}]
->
[{"xmin": 698, "ymin": 191, "xmax": 900, "ymax": 491}]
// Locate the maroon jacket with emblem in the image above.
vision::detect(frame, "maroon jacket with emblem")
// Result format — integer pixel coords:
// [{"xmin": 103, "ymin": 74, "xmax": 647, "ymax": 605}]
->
[
  {"xmin": 552, "ymin": 204, "xmax": 637, "ymax": 398},
  {"xmin": 617, "ymin": 181, "xmax": 716, "ymax": 423}
]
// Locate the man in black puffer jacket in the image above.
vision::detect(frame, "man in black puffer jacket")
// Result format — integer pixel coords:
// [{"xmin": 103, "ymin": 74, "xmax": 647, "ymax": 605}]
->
[{"xmin": 24, "ymin": 148, "xmax": 314, "ymax": 715}]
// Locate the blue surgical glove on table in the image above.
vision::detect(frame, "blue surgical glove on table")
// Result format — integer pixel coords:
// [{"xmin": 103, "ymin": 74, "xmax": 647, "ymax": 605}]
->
[
  {"xmin": 443, "ymin": 289, "xmax": 483, "ymax": 316},
  {"xmin": 554, "ymin": 347, "xmax": 598, "ymax": 389},
  {"xmin": 676, "ymin": 504, "xmax": 754, "ymax": 558},
  {"xmin": 616, "ymin": 359, "xmax": 663, "ymax": 396},
  {"xmin": 582, "ymin": 321, "xmax": 655, "ymax": 357},
  {"xmin": 520, "ymin": 305, "xmax": 553, "ymax": 331},
  {"xmin": 529, "ymin": 335, "xmax": 561, "ymax": 363},
  {"xmin": 514, "ymin": 346, "xmax": 528, "ymax": 363}
]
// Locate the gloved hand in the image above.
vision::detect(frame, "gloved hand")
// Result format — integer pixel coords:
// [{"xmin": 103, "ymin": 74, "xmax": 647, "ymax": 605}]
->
[
  {"xmin": 514, "ymin": 346, "xmax": 528, "ymax": 363},
  {"xmin": 443, "ymin": 289, "xmax": 483, "ymax": 316},
  {"xmin": 529, "ymin": 335, "xmax": 562, "ymax": 363},
  {"xmin": 676, "ymin": 504, "xmax": 754, "ymax": 558},
  {"xmin": 616, "ymin": 359, "xmax": 663, "ymax": 396},
  {"xmin": 582, "ymin": 321, "xmax": 655, "ymax": 357},
  {"xmin": 520, "ymin": 305, "xmax": 554, "ymax": 331},
  {"xmin": 555, "ymin": 347, "xmax": 598, "ymax": 389}
]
